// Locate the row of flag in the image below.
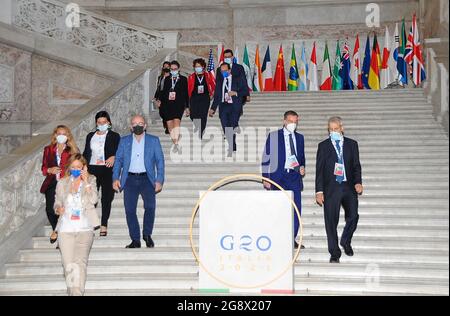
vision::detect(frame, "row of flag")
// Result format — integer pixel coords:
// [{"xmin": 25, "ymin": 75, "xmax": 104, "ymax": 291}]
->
[{"xmin": 206, "ymin": 14, "xmax": 426, "ymax": 92}]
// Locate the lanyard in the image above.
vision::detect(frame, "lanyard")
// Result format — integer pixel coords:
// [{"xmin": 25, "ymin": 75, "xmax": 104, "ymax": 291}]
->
[
  {"xmin": 197, "ymin": 75, "xmax": 204, "ymax": 85},
  {"xmin": 332, "ymin": 139, "xmax": 344, "ymax": 161},
  {"xmin": 171, "ymin": 76, "xmax": 179, "ymax": 90},
  {"xmin": 56, "ymin": 145, "xmax": 66, "ymax": 167}
]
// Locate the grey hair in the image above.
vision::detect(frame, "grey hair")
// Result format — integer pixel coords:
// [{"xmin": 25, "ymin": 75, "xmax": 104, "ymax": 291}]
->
[
  {"xmin": 130, "ymin": 114, "xmax": 147, "ymax": 124},
  {"xmin": 328, "ymin": 116, "xmax": 343, "ymax": 127}
]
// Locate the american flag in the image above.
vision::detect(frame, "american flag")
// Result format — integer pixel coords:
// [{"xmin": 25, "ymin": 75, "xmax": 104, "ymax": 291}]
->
[{"xmin": 207, "ymin": 48, "xmax": 216, "ymax": 91}]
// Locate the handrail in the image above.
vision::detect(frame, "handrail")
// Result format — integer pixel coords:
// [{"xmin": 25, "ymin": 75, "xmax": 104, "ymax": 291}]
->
[
  {"xmin": 0, "ymin": 49, "xmax": 176, "ymax": 262},
  {"xmin": 11, "ymin": 0, "xmax": 165, "ymax": 64}
]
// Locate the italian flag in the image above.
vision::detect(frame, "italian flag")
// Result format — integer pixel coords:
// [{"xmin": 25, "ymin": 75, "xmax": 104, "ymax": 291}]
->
[
  {"xmin": 242, "ymin": 45, "xmax": 253, "ymax": 91},
  {"xmin": 320, "ymin": 42, "xmax": 332, "ymax": 90}
]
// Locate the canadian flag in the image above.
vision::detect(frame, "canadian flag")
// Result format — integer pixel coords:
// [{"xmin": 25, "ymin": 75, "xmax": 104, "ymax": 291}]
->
[
  {"xmin": 350, "ymin": 35, "xmax": 363, "ymax": 89},
  {"xmin": 308, "ymin": 42, "xmax": 319, "ymax": 91}
]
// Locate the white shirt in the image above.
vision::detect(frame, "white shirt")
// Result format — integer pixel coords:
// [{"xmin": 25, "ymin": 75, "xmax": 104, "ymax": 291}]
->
[
  {"xmin": 283, "ymin": 128, "xmax": 298, "ymax": 172},
  {"xmin": 57, "ymin": 181, "xmax": 91, "ymax": 233},
  {"xmin": 129, "ymin": 135, "xmax": 146, "ymax": 173},
  {"xmin": 331, "ymin": 137, "xmax": 347, "ymax": 182},
  {"xmin": 89, "ymin": 132, "xmax": 107, "ymax": 166},
  {"xmin": 222, "ymin": 75, "xmax": 233, "ymax": 103}
]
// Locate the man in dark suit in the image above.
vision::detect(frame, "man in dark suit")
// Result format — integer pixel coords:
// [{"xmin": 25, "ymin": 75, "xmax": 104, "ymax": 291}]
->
[
  {"xmin": 262, "ymin": 111, "xmax": 306, "ymax": 249},
  {"xmin": 216, "ymin": 49, "xmax": 251, "ymax": 108},
  {"xmin": 315, "ymin": 116, "xmax": 363, "ymax": 263},
  {"xmin": 210, "ymin": 62, "xmax": 249, "ymax": 157}
]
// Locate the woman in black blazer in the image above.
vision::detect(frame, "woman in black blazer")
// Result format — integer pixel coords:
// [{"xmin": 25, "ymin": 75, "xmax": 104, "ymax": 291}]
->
[
  {"xmin": 160, "ymin": 60, "xmax": 189, "ymax": 153},
  {"xmin": 154, "ymin": 61, "xmax": 171, "ymax": 134},
  {"xmin": 83, "ymin": 111, "xmax": 121, "ymax": 236}
]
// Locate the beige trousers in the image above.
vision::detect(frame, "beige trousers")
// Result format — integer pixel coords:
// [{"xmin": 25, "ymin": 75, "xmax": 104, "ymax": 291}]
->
[{"xmin": 58, "ymin": 231, "xmax": 94, "ymax": 296}]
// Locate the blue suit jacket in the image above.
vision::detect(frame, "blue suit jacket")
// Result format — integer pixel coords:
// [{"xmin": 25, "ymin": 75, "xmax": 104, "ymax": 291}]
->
[
  {"xmin": 262, "ymin": 129, "xmax": 306, "ymax": 190},
  {"xmin": 211, "ymin": 65, "xmax": 250, "ymax": 111},
  {"xmin": 112, "ymin": 133, "xmax": 165, "ymax": 190}
]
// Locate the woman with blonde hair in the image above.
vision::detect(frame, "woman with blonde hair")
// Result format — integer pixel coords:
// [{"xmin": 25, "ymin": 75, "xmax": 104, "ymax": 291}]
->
[
  {"xmin": 40, "ymin": 125, "xmax": 79, "ymax": 244},
  {"xmin": 54, "ymin": 153, "xmax": 100, "ymax": 296}
]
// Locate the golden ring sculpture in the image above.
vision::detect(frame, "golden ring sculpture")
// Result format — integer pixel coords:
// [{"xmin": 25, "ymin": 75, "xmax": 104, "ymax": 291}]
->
[{"xmin": 189, "ymin": 174, "xmax": 303, "ymax": 290}]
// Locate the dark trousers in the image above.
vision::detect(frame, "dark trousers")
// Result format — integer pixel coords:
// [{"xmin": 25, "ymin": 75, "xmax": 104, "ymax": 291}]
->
[
  {"xmin": 219, "ymin": 102, "xmax": 242, "ymax": 152},
  {"xmin": 89, "ymin": 165, "xmax": 115, "ymax": 227},
  {"xmin": 123, "ymin": 174, "xmax": 156, "ymax": 242},
  {"xmin": 324, "ymin": 182, "xmax": 359, "ymax": 258},
  {"xmin": 44, "ymin": 179, "xmax": 59, "ymax": 231},
  {"xmin": 272, "ymin": 171, "xmax": 302, "ymax": 238}
]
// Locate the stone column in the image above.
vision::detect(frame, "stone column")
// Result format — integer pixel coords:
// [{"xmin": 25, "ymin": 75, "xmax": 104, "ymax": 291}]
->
[
  {"xmin": 0, "ymin": 0, "xmax": 13, "ymax": 25},
  {"xmin": 162, "ymin": 31, "xmax": 181, "ymax": 50}
]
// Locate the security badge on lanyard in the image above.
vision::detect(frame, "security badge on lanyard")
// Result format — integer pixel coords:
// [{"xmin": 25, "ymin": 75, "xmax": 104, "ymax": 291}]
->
[
  {"xmin": 333, "ymin": 143, "xmax": 345, "ymax": 177},
  {"xmin": 286, "ymin": 155, "xmax": 300, "ymax": 170},
  {"xmin": 69, "ymin": 181, "xmax": 83, "ymax": 221},
  {"xmin": 197, "ymin": 76, "xmax": 205, "ymax": 94},
  {"xmin": 169, "ymin": 77, "xmax": 178, "ymax": 101},
  {"xmin": 224, "ymin": 78, "xmax": 233, "ymax": 104}
]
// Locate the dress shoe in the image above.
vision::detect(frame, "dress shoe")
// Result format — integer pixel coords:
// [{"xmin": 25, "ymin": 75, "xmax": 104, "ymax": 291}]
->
[
  {"xmin": 329, "ymin": 257, "xmax": 340, "ymax": 263},
  {"xmin": 125, "ymin": 241, "xmax": 141, "ymax": 248},
  {"xmin": 143, "ymin": 235, "xmax": 155, "ymax": 248},
  {"xmin": 342, "ymin": 244, "xmax": 354, "ymax": 256},
  {"xmin": 294, "ymin": 242, "xmax": 306, "ymax": 249}
]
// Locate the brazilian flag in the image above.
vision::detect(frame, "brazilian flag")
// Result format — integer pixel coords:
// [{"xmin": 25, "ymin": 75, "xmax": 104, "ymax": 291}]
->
[{"xmin": 288, "ymin": 44, "xmax": 299, "ymax": 91}]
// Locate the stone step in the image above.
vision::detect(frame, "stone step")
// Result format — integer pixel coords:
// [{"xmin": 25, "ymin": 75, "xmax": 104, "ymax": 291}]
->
[
  {"xmin": 16, "ymin": 247, "xmax": 449, "ymax": 265},
  {"xmin": 30, "ymin": 235, "xmax": 449, "ymax": 250},
  {"xmin": 102, "ymin": 207, "xmax": 450, "ymax": 218},
  {"xmin": 109, "ymin": 196, "xmax": 449, "ymax": 208},
  {"xmin": 43, "ymin": 224, "xmax": 450, "ymax": 238}
]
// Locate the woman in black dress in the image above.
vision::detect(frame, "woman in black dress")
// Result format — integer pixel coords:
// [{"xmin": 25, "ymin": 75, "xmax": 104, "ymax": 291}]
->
[
  {"xmin": 154, "ymin": 61, "xmax": 171, "ymax": 134},
  {"xmin": 160, "ymin": 60, "xmax": 189, "ymax": 152},
  {"xmin": 188, "ymin": 58, "xmax": 215, "ymax": 139}
]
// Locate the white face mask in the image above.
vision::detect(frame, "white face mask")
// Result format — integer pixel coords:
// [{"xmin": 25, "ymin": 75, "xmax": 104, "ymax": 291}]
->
[
  {"xmin": 224, "ymin": 57, "xmax": 233, "ymax": 65},
  {"xmin": 56, "ymin": 134, "xmax": 68, "ymax": 144},
  {"xmin": 97, "ymin": 124, "xmax": 109, "ymax": 132},
  {"xmin": 286, "ymin": 123, "xmax": 297, "ymax": 133}
]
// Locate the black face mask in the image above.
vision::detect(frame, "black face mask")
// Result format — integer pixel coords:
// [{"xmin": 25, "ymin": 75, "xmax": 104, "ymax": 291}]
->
[{"xmin": 132, "ymin": 126, "xmax": 145, "ymax": 135}]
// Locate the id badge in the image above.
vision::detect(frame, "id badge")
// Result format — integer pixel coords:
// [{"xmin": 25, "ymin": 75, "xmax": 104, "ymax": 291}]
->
[
  {"xmin": 169, "ymin": 91, "xmax": 176, "ymax": 101},
  {"xmin": 285, "ymin": 155, "xmax": 300, "ymax": 170},
  {"xmin": 334, "ymin": 163, "xmax": 344, "ymax": 176},
  {"xmin": 225, "ymin": 93, "xmax": 233, "ymax": 104},
  {"xmin": 198, "ymin": 85, "xmax": 205, "ymax": 94},
  {"xmin": 70, "ymin": 209, "xmax": 81, "ymax": 221}
]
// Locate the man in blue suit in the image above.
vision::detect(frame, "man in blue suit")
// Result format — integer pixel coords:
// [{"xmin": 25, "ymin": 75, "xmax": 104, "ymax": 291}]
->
[
  {"xmin": 113, "ymin": 115, "xmax": 165, "ymax": 249},
  {"xmin": 262, "ymin": 111, "xmax": 306, "ymax": 249},
  {"xmin": 210, "ymin": 62, "xmax": 249, "ymax": 157}
]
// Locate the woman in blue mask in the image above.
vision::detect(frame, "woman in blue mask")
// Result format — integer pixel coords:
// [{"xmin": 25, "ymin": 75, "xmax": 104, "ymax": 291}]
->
[
  {"xmin": 187, "ymin": 58, "xmax": 215, "ymax": 139},
  {"xmin": 82, "ymin": 111, "xmax": 120, "ymax": 237},
  {"xmin": 54, "ymin": 153, "xmax": 100, "ymax": 296}
]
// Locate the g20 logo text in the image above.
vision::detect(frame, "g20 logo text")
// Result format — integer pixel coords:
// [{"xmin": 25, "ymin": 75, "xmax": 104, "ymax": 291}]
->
[{"xmin": 220, "ymin": 235, "xmax": 272, "ymax": 252}]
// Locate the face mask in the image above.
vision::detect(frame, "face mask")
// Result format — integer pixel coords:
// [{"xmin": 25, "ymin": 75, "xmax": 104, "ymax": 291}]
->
[
  {"xmin": 330, "ymin": 131, "xmax": 342, "ymax": 141},
  {"xmin": 171, "ymin": 70, "xmax": 179, "ymax": 77},
  {"xmin": 222, "ymin": 71, "xmax": 230, "ymax": 78},
  {"xmin": 70, "ymin": 169, "xmax": 81, "ymax": 178},
  {"xmin": 97, "ymin": 124, "xmax": 109, "ymax": 132},
  {"xmin": 286, "ymin": 123, "xmax": 297, "ymax": 133},
  {"xmin": 56, "ymin": 135, "xmax": 67, "ymax": 144},
  {"xmin": 195, "ymin": 67, "xmax": 203, "ymax": 74},
  {"xmin": 132, "ymin": 125, "xmax": 145, "ymax": 135},
  {"xmin": 224, "ymin": 58, "xmax": 233, "ymax": 65}
]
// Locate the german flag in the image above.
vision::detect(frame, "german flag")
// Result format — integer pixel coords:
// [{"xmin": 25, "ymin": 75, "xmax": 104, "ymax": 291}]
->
[{"xmin": 368, "ymin": 34, "xmax": 381, "ymax": 90}]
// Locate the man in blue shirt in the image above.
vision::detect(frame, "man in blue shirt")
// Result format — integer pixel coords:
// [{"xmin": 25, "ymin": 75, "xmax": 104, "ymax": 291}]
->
[{"xmin": 113, "ymin": 115, "xmax": 165, "ymax": 248}]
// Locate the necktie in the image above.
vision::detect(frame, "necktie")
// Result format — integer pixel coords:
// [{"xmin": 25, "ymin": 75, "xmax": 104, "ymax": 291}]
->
[
  {"xmin": 289, "ymin": 134, "xmax": 300, "ymax": 172},
  {"xmin": 335, "ymin": 140, "xmax": 344, "ymax": 184}
]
